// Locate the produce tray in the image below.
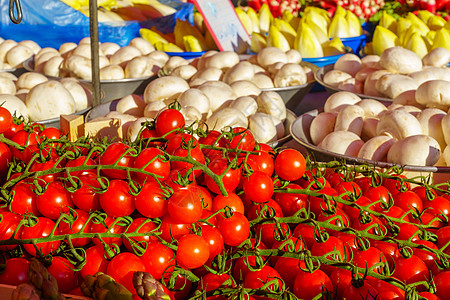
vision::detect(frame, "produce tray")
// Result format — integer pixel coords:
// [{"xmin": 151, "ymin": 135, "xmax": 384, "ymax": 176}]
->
[{"xmin": 315, "ymin": 64, "xmax": 393, "ymax": 102}]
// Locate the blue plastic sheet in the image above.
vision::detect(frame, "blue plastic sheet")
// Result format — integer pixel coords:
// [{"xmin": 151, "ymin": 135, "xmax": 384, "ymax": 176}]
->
[{"xmin": 0, "ymin": 0, "xmax": 193, "ymax": 48}]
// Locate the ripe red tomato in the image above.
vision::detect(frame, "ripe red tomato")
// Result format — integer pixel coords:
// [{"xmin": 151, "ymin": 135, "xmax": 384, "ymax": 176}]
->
[
  {"xmin": 99, "ymin": 142, "xmax": 135, "ymax": 179},
  {"xmin": 198, "ymin": 272, "xmax": 231, "ymax": 298},
  {"xmin": 123, "ymin": 217, "xmax": 158, "ymax": 252},
  {"xmin": 352, "ymin": 246, "xmax": 387, "ymax": 274},
  {"xmin": 133, "ymin": 147, "xmax": 170, "ymax": 183},
  {"xmin": 205, "ymin": 157, "xmax": 241, "ymax": 194},
  {"xmin": 39, "ymin": 127, "xmax": 61, "ymax": 140},
  {"xmin": 57, "ymin": 209, "xmax": 90, "ymax": 247},
  {"xmin": 10, "ymin": 130, "xmax": 40, "ymax": 161},
  {"xmin": 167, "ymin": 187, "xmax": 204, "ymax": 224},
  {"xmin": 199, "ymin": 130, "xmax": 226, "ymax": 159},
  {"xmin": 244, "ymin": 265, "xmax": 282, "ymax": 300},
  {"xmin": 274, "ymin": 183, "xmax": 308, "ymax": 217},
  {"xmin": 80, "ymin": 244, "xmax": 112, "ymax": 278},
  {"xmin": 0, "ymin": 258, "xmax": 29, "ymax": 286},
  {"xmin": 342, "ymin": 281, "xmax": 379, "ymax": 300},
  {"xmin": 36, "ymin": 181, "xmax": 74, "ymax": 220},
  {"xmin": 364, "ymin": 185, "xmax": 391, "ymax": 212},
  {"xmin": 382, "ymin": 174, "xmax": 410, "ymax": 195},
  {"xmin": 29, "ymin": 159, "xmax": 62, "ymax": 183},
  {"xmin": 0, "ymin": 106, "xmax": 12, "ymax": 134},
  {"xmin": 246, "ymin": 199, "xmax": 283, "ymax": 221},
  {"xmin": 200, "ymin": 224, "xmax": 224, "ymax": 260},
  {"xmin": 334, "ymin": 181, "xmax": 362, "ymax": 201},
  {"xmin": 248, "ymin": 150, "xmax": 274, "ymax": 176},
  {"xmin": 293, "ymin": 267, "xmax": 334, "ymax": 299},
  {"xmin": 274, "ymin": 257, "xmax": 301, "ymax": 290},
  {"xmin": 20, "ymin": 217, "xmax": 61, "ymax": 256},
  {"xmin": 159, "ymin": 214, "xmax": 192, "ymax": 243},
  {"xmin": 48, "ymin": 256, "xmax": 81, "ymax": 293},
  {"xmin": 393, "ymin": 254, "xmax": 429, "ymax": 289},
  {"xmin": 329, "ymin": 267, "xmax": 353, "ymax": 299},
  {"xmin": 171, "ymin": 145, "xmax": 206, "ymax": 177},
  {"xmin": 217, "ymin": 212, "xmax": 250, "ymax": 247},
  {"xmin": 423, "ymin": 196, "xmax": 450, "ymax": 217},
  {"xmin": 394, "ymin": 190, "xmax": 424, "ymax": 213},
  {"xmin": 10, "ymin": 182, "xmax": 40, "ymax": 216},
  {"xmin": 311, "ymin": 236, "xmax": 346, "ymax": 275},
  {"xmin": 135, "ymin": 181, "xmax": 167, "ymax": 218},
  {"xmin": 434, "ymin": 271, "xmax": 450, "ymax": 299},
  {"xmin": 413, "ymin": 240, "xmax": 438, "ymax": 270},
  {"xmin": 225, "ymin": 127, "xmax": 255, "ymax": 151},
  {"xmin": 274, "ymin": 149, "xmax": 306, "ymax": 181},
  {"xmin": 0, "ymin": 141, "xmax": 11, "ymax": 180},
  {"xmin": 255, "ymin": 222, "xmax": 290, "ymax": 248},
  {"xmin": 293, "ymin": 223, "xmax": 315, "ymax": 249},
  {"xmin": 155, "ymin": 108, "xmax": 185, "ymax": 138},
  {"xmin": 0, "ymin": 212, "xmax": 22, "ymax": 250},
  {"xmin": 70, "ymin": 174, "xmax": 101, "ymax": 213},
  {"xmin": 64, "ymin": 156, "xmax": 97, "ymax": 178},
  {"xmin": 141, "ymin": 242, "xmax": 175, "ymax": 280},
  {"xmin": 177, "ymin": 234, "xmax": 210, "ymax": 269},
  {"xmin": 242, "ymin": 171, "xmax": 274, "ymax": 203},
  {"xmin": 89, "ymin": 216, "xmax": 125, "ymax": 247},
  {"xmin": 107, "ymin": 252, "xmax": 146, "ymax": 294},
  {"xmin": 3, "ymin": 121, "xmax": 24, "ymax": 140},
  {"xmin": 212, "ymin": 192, "xmax": 245, "ymax": 215},
  {"xmin": 99, "ymin": 179, "xmax": 135, "ymax": 217}
]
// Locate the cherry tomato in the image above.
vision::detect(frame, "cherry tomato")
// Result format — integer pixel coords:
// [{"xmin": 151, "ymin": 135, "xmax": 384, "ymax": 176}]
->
[
  {"xmin": 246, "ymin": 199, "xmax": 283, "ymax": 221},
  {"xmin": 382, "ymin": 174, "xmax": 410, "ymax": 195},
  {"xmin": 244, "ymin": 265, "xmax": 282, "ymax": 300},
  {"xmin": 36, "ymin": 181, "xmax": 74, "ymax": 220},
  {"xmin": 48, "ymin": 256, "xmax": 80, "ymax": 293},
  {"xmin": 0, "ymin": 142, "xmax": 11, "ymax": 180},
  {"xmin": 352, "ymin": 246, "xmax": 387, "ymax": 274},
  {"xmin": 0, "ymin": 258, "xmax": 29, "ymax": 286},
  {"xmin": 200, "ymin": 224, "xmax": 224, "ymax": 260},
  {"xmin": 80, "ymin": 244, "xmax": 112, "ymax": 278},
  {"xmin": 225, "ymin": 127, "xmax": 255, "ymax": 151},
  {"xmin": 199, "ymin": 130, "xmax": 226, "ymax": 159},
  {"xmin": 141, "ymin": 242, "xmax": 175, "ymax": 280},
  {"xmin": 342, "ymin": 281, "xmax": 378, "ymax": 300},
  {"xmin": 242, "ymin": 171, "xmax": 274, "ymax": 204},
  {"xmin": 212, "ymin": 192, "xmax": 245, "ymax": 216},
  {"xmin": 155, "ymin": 108, "xmax": 185, "ymax": 138},
  {"xmin": 434, "ymin": 271, "xmax": 450, "ymax": 299},
  {"xmin": 99, "ymin": 142, "xmax": 135, "ymax": 179},
  {"xmin": 20, "ymin": 217, "xmax": 61, "ymax": 256},
  {"xmin": 329, "ymin": 268, "xmax": 353, "ymax": 299},
  {"xmin": 177, "ymin": 234, "xmax": 210, "ymax": 269},
  {"xmin": 393, "ymin": 190, "xmax": 423, "ymax": 213},
  {"xmin": 311, "ymin": 236, "xmax": 346, "ymax": 275},
  {"xmin": 159, "ymin": 214, "xmax": 192, "ymax": 243},
  {"xmin": 274, "ymin": 183, "xmax": 308, "ymax": 217},
  {"xmin": 293, "ymin": 266, "xmax": 334, "ymax": 299},
  {"xmin": 0, "ymin": 106, "xmax": 12, "ymax": 134},
  {"xmin": 217, "ymin": 212, "xmax": 250, "ymax": 247},
  {"xmin": 107, "ymin": 252, "xmax": 146, "ymax": 294},
  {"xmin": 274, "ymin": 149, "xmax": 306, "ymax": 181},
  {"xmin": 171, "ymin": 145, "xmax": 205, "ymax": 177},
  {"xmin": 89, "ymin": 216, "xmax": 125, "ymax": 247},
  {"xmin": 364, "ymin": 185, "xmax": 391, "ymax": 212},
  {"xmin": 168, "ymin": 187, "xmax": 204, "ymax": 224},
  {"xmin": 70, "ymin": 174, "xmax": 101, "ymax": 213},
  {"xmin": 0, "ymin": 212, "xmax": 23, "ymax": 250},
  {"xmin": 3, "ymin": 121, "xmax": 24, "ymax": 140},
  {"xmin": 393, "ymin": 254, "xmax": 429, "ymax": 290},
  {"xmin": 99, "ymin": 179, "xmax": 135, "ymax": 217},
  {"xmin": 198, "ymin": 272, "xmax": 231, "ymax": 299},
  {"xmin": 133, "ymin": 147, "xmax": 170, "ymax": 183},
  {"xmin": 10, "ymin": 130, "xmax": 40, "ymax": 161},
  {"xmin": 334, "ymin": 181, "xmax": 362, "ymax": 201},
  {"xmin": 205, "ymin": 157, "xmax": 240, "ymax": 194},
  {"xmin": 39, "ymin": 127, "xmax": 61, "ymax": 140},
  {"xmin": 248, "ymin": 150, "xmax": 274, "ymax": 176},
  {"xmin": 10, "ymin": 182, "xmax": 40, "ymax": 216},
  {"xmin": 135, "ymin": 181, "xmax": 167, "ymax": 218},
  {"xmin": 423, "ymin": 196, "xmax": 450, "ymax": 217},
  {"xmin": 64, "ymin": 156, "xmax": 97, "ymax": 178},
  {"xmin": 123, "ymin": 217, "xmax": 158, "ymax": 252},
  {"xmin": 256, "ymin": 222, "xmax": 291, "ymax": 248},
  {"xmin": 57, "ymin": 209, "xmax": 90, "ymax": 247},
  {"xmin": 29, "ymin": 159, "xmax": 62, "ymax": 183}
]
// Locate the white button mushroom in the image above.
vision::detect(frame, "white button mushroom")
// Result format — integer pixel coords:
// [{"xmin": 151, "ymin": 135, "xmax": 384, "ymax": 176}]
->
[
  {"xmin": 143, "ymin": 76, "xmax": 190, "ymax": 103},
  {"xmin": 376, "ymin": 110, "xmax": 423, "ymax": 140},
  {"xmin": 256, "ymin": 91, "xmax": 286, "ymax": 122},
  {"xmin": 318, "ymin": 131, "xmax": 364, "ymax": 157},
  {"xmin": 357, "ymin": 135, "xmax": 395, "ymax": 162},
  {"xmin": 387, "ymin": 135, "xmax": 441, "ymax": 166}
]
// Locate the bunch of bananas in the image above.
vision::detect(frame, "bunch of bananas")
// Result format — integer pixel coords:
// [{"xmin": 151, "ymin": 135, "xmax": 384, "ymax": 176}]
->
[
  {"xmin": 140, "ymin": 14, "xmax": 217, "ymax": 52},
  {"xmin": 236, "ymin": 4, "xmax": 363, "ymax": 57},
  {"xmin": 366, "ymin": 10, "xmax": 450, "ymax": 58}
]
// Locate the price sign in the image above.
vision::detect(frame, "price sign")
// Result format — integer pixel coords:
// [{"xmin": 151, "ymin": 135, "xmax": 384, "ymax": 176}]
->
[{"xmin": 193, "ymin": 0, "xmax": 251, "ymax": 53}]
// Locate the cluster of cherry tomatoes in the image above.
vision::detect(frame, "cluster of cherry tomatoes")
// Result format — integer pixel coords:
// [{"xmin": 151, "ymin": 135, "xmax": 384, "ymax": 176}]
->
[{"xmin": 0, "ymin": 107, "xmax": 450, "ymax": 300}]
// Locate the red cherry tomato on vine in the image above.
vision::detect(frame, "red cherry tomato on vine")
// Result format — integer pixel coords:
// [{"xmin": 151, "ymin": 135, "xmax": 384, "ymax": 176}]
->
[
  {"xmin": 107, "ymin": 252, "xmax": 146, "ymax": 294},
  {"xmin": 171, "ymin": 145, "xmax": 205, "ymax": 177},
  {"xmin": 99, "ymin": 179, "xmax": 135, "ymax": 217},
  {"xmin": 141, "ymin": 242, "xmax": 175, "ymax": 280},
  {"xmin": 200, "ymin": 224, "xmax": 224, "ymax": 260},
  {"xmin": 0, "ymin": 141, "xmax": 10, "ymax": 180},
  {"xmin": 205, "ymin": 157, "xmax": 240, "ymax": 194},
  {"xmin": 80, "ymin": 244, "xmax": 112, "ymax": 278},
  {"xmin": 89, "ymin": 215, "xmax": 125, "ymax": 247},
  {"xmin": 274, "ymin": 183, "xmax": 308, "ymax": 217},
  {"xmin": 0, "ymin": 212, "xmax": 23, "ymax": 250},
  {"xmin": 393, "ymin": 254, "xmax": 429, "ymax": 289},
  {"xmin": 0, "ymin": 106, "xmax": 12, "ymax": 133},
  {"xmin": 57, "ymin": 209, "xmax": 91, "ymax": 247},
  {"xmin": 64, "ymin": 156, "xmax": 97, "ymax": 178},
  {"xmin": 244, "ymin": 265, "xmax": 282, "ymax": 299},
  {"xmin": 10, "ymin": 182, "xmax": 40, "ymax": 216},
  {"xmin": 242, "ymin": 171, "xmax": 274, "ymax": 204},
  {"xmin": 155, "ymin": 108, "xmax": 185, "ymax": 138},
  {"xmin": 70, "ymin": 174, "xmax": 102, "ymax": 213},
  {"xmin": 48, "ymin": 256, "xmax": 81, "ymax": 293},
  {"xmin": 176, "ymin": 234, "xmax": 210, "ymax": 269},
  {"xmin": 159, "ymin": 214, "xmax": 192, "ymax": 243},
  {"xmin": 133, "ymin": 147, "xmax": 170, "ymax": 183},
  {"xmin": 10, "ymin": 130, "xmax": 40, "ymax": 161},
  {"xmin": 3, "ymin": 121, "xmax": 24, "ymax": 140},
  {"xmin": 135, "ymin": 181, "xmax": 168, "ymax": 218},
  {"xmin": 99, "ymin": 142, "xmax": 135, "ymax": 179},
  {"xmin": 20, "ymin": 217, "xmax": 61, "ymax": 256},
  {"xmin": 434, "ymin": 271, "xmax": 450, "ymax": 299},
  {"xmin": 293, "ymin": 266, "xmax": 334, "ymax": 299},
  {"xmin": 0, "ymin": 258, "xmax": 29, "ymax": 286},
  {"xmin": 393, "ymin": 190, "xmax": 423, "ymax": 213},
  {"xmin": 36, "ymin": 181, "xmax": 74, "ymax": 220},
  {"xmin": 217, "ymin": 212, "xmax": 250, "ymax": 247},
  {"xmin": 167, "ymin": 187, "xmax": 204, "ymax": 224},
  {"xmin": 224, "ymin": 127, "xmax": 255, "ymax": 151},
  {"xmin": 38, "ymin": 127, "xmax": 61, "ymax": 140},
  {"xmin": 274, "ymin": 149, "xmax": 306, "ymax": 181}
]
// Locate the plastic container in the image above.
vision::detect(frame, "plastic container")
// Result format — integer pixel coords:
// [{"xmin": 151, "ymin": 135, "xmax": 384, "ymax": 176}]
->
[{"xmin": 341, "ymin": 34, "xmax": 367, "ymax": 55}]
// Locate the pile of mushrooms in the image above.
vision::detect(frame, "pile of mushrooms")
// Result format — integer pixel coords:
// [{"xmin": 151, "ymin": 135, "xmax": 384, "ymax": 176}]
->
[
  {"xmin": 294, "ymin": 90, "xmax": 450, "ymax": 167},
  {"xmin": 0, "ymin": 71, "xmax": 92, "ymax": 122},
  {"xmin": 0, "ymin": 38, "xmax": 40, "ymax": 70},
  {"xmin": 159, "ymin": 47, "xmax": 315, "ymax": 90},
  {"xmin": 30, "ymin": 37, "xmax": 163, "ymax": 81},
  {"xmin": 322, "ymin": 46, "xmax": 450, "ymax": 104}
]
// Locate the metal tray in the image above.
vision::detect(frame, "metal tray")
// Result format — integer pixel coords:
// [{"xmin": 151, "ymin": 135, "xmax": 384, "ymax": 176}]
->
[
  {"xmin": 315, "ymin": 64, "xmax": 393, "ymax": 102},
  {"xmin": 290, "ymin": 108, "xmax": 450, "ymax": 173},
  {"xmin": 85, "ymin": 99, "xmax": 296, "ymax": 147},
  {"xmin": 24, "ymin": 57, "xmax": 157, "ymax": 104}
]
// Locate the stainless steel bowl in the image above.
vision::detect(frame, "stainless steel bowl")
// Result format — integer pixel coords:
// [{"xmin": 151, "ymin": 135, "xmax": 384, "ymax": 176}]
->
[
  {"xmin": 315, "ymin": 64, "xmax": 393, "ymax": 102},
  {"xmin": 290, "ymin": 108, "xmax": 450, "ymax": 173},
  {"xmin": 261, "ymin": 61, "xmax": 319, "ymax": 111},
  {"xmin": 24, "ymin": 57, "xmax": 157, "ymax": 104},
  {"xmin": 85, "ymin": 99, "xmax": 296, "ymax": 147}
]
